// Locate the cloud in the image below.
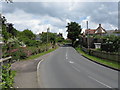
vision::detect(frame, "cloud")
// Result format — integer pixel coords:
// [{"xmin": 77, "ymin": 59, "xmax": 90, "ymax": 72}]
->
[
  {"xmin": 4, "ymin": 8, "xmax": 68, "ymax": 38},
  {"xmin": 2, "ymin": 2, "xmax": 118, "ymax": 39}
]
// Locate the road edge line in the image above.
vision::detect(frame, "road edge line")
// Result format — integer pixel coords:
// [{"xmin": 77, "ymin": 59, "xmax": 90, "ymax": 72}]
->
[{"xmin": 37, "ymin": 59, "xmax": 44, "ymax": 88}]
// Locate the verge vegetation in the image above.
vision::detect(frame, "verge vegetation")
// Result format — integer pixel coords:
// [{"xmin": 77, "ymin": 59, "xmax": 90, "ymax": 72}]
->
[{"xmin": 75, "ymin": 47, "xmax": 120, "ymax": 70}]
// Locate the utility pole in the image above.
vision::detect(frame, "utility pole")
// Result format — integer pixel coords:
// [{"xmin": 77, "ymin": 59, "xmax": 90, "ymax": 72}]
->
[
  {"xmin": 47, "ymin": 27, "xmax": 49, "ymax": 43},
  {"xmin": 87, "ymin": 21, "xmax": 90, "ymax": 54},
  {"xmin": 46, "ymin": 27, "xmax": 49, "ymax": 51}
]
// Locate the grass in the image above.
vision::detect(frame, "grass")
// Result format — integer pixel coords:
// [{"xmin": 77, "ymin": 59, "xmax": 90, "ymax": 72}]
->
[
  {"xmin": 23, "ymin": 47, "xmax": 58, "ymax": 61},
  {"xmin": 75, "ymin": 47, "xmax": 120, "ymax": 70}
]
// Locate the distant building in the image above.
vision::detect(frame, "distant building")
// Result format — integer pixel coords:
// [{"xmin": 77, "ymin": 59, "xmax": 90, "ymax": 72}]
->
[
  {"xmin": 85, "ymin": 29, "xmax": 96, "ymax": 35},
  {"xmin": 106, "ymin": 29, "xmax": 120, "ymax": 36},
  {"xmin": 57, "ymin": 33, "xmax": 63, "ymax": 37},
  {"xmin": 95, "ymin": 24, "xmax": 107, "ymax": 34},
  {"xmin": 35, "ymin": 33, "xmax": 41, "ymax": 41},
  {"xmin": 85, "ymin": 24, "xmax": 107, "ymax": 35}
]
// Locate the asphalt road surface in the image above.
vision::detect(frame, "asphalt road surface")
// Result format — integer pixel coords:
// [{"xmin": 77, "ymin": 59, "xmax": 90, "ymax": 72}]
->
[{"xmin": 38, "ymin": 46, "xmax": 118, "ymax": 89}]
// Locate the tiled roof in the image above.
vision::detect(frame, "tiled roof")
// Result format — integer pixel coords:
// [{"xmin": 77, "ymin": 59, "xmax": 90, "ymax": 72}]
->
[
  {"xmin": 85, "ymin": 29, "xmax": 96, "ymax": 34},
  {"xmin": 85, "ymin": 24, "xmax": 107, "ymax": 35}
]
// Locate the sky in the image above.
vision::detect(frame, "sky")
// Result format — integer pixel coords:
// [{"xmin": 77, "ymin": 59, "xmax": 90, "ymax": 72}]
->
[{"xmin": 1, "ymin": 0, "xmax": 119, "ymax": 39}]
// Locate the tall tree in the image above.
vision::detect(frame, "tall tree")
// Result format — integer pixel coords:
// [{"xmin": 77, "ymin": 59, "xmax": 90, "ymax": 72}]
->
[
  {"xmin": 22, "ymin": 29, "xmax": 35, "ymax": 40},
  {"xmin": 66, "ymin": 22, "xmax": 82, "ymax": 45},
  {"xmin": 5, "ymin": 0, "xmax": 13, "ymax": 3},
  {"xmin": 2, "ymin": 16, "xmax": 7, "ymax": 25},
  {"xmin": 41, "ymin": 32, "xmax": 57, "ymax": 43}
]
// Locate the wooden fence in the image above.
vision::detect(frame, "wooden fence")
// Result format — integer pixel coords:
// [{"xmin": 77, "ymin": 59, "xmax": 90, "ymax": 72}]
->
[{"xmin": 81, "ymin": 46, "xmax": 120, "ymax": 63}]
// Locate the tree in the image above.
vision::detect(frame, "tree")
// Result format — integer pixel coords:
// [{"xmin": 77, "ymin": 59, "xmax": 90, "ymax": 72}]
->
[
  {"xmin": 40, "ymin": 32, "xmax": 57, "ymax": 44},
  {"xmin": 22, "ymin": 29, "xmax": 35, "ymax": 40},
  {"xmin": 66, "ymin": 22, "xmax": 82, "ymax": 46},
  {"xmin": 1, "ymin": 16, "xmax": 7, "ymax": 25},
  {"xmin": 5, "ymin": 0, "xmax": 13, "ymax": 3}
]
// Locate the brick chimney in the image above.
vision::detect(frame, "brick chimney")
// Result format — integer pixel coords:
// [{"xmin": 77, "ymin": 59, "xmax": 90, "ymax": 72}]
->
[{"xmin": 99, "ymin": 24, "xmax": 101, "ymax": 27}]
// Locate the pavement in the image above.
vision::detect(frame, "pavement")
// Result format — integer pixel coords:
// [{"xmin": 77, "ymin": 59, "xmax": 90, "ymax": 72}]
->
[
  {"xmin": 11, "ymin": 51, "xmax": 53, "ymax": 88},
  {"xmin": 38, "ymin": 46, "xmax": 119, "ymax": 89}
]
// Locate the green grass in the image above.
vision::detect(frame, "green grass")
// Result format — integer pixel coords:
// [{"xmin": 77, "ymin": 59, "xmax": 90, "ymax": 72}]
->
[
  {"xmin": 23, "ymin": 47, "xmax": 58, "ymax": 61},
  {"xmin": 75, "ymin": 47, "xmax": 120, "ymax": 70}
]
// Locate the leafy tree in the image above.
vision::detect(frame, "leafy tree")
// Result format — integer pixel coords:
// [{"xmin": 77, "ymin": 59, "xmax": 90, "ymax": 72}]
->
[
  {"xmin": 2, "ymin": 24, "xmax": 9, "ymax": 42},
  {"xmin": 40, "ymin": 32, "xmax": 57, "ymax": 44},
  {"xmin": 101, "ymin": 35, "xmax": 120, "ymax": 52},
  {"xmin": 1, "ymin": 16, "xmax": 7, "ymax": 25},
  {"xmin": 5, "ymin": 0, "xmax": 13, "ymax": 3},
  {"xmin": 66, "ymin": 22, "xmax": 82, "ymax": 46},
  {"xmin": 22, "ymin": 29, "xmax": 35, "ymax": 40},
  {"xmin": 56, "ymin": 37, "xmax": 64, "ymax": 43}
]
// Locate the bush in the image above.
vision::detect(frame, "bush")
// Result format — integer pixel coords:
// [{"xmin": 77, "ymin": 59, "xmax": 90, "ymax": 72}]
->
[
  {"xmin": 11, "ymin": 48, "xmax": 28, "ymax": 60},
  {"xmin": 1, "ymin": 64, "xmax": 16, "ymax": 89}
]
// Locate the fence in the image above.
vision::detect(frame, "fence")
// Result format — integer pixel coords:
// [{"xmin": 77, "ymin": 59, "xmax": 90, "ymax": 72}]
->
[
  {"xmin": 0, "ymin": 56, "xmax": 12, "ymax": 84},
  {"xmin": 81, "ymin": 46, "xmax": 120, "ymax": 63}
]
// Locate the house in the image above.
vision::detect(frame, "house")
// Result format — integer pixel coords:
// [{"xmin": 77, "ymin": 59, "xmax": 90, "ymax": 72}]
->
[
  {"xmin": 85, "ymin": 29, "xmax": 96, "ymax": 35},
  {"xmin": 113, "ymin": 29, "xmax": 120, "ymax": 36},
  {"xmin": 35, "ymin": 33, "xmax": 41, "ymax": 41},
  {"xmin": 95, "ymin": 24, "xmax": 106, "ymax": 34},
  {"xmin": 57, "ymin": 33, "xmax": 63, "ymax": 37},
  {"xmin": 85, "ymin": 24, "xmax": 107, "ymax": 35},
  {"xmin": 105, "ymin": 29, "xmax": 120, "ymax": 36}
]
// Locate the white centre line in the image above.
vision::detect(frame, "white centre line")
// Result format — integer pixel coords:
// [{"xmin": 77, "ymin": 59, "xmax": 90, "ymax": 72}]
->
[
  {"xmin": 66, "ymin": 48, "xmax": 68, "ymax": 59},
  {"xmin": 72, "ymin": 66, "xmax": 81, "ymax": 72},
  {"xmin": 88, "ymin": 76, "xmax": 112, "ymax": 88},
  {"xmin": 66, "ymin": 53, "xmax": 68, "ymax": 59},
  {"xmin": 69, "ymin": 61, "xmax": 74, "ymax": 64}
]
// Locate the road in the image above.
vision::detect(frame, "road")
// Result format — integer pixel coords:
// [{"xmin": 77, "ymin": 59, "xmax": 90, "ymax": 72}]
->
[{"xmin": 38, "ymin": 46, "xmax": 118, "ymax": 89}]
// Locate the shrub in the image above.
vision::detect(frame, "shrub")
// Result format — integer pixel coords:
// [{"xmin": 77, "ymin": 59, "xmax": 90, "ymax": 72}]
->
[
  {"xmin": 1, "ymin": 64, "xmax": 16, "ymax": 89},
  {"xmin": 11, "ymin": 48, "xmax": 28, "ymax": 60}
]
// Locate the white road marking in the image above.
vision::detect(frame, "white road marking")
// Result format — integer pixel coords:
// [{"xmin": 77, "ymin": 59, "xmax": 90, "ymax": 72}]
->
[
  {"xmin": 83, "ymin": 57, "xmax": 118, "ymax": 72},
  {"xmin": 72, "ymin": 66, "xmax": 81, "ymax": 72},
  {"xmin": 69, "ymin": 61, "xmax": 74, "ymax": 64},
  {"xmin": 66, "ymin": 48, "xmax": 68, "ymax": 59},
  {"xmin": 37, "ymin": 59, "xmax": 44, "ymax": 88},
  {"xmin": 88, "ymin": 76, "xmax": 112, "ymax": 88},
  {"xmin": 37, "ymin": 59, "xmax": 44, "ymax": 71},
  {"xmin": 66, "ymin": 54, "xmax": 68, "ymax": 59}
]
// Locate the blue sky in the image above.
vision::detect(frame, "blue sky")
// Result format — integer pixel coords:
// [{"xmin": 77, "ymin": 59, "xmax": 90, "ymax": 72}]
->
[{"xmin": 1, "ymin": 0, "xmax": 118, "ymax": 38}]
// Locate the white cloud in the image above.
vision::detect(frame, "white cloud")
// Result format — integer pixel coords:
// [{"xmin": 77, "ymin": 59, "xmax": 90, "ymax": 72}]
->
[
  {"xmin": 2, "ymin": 2, "xmax": 118, "ymax": 39},
  {"xmin": 3, "ymin": 8, "xmax": 68, "ymax": 38},
  {"xmin": 8, "ymin": 0, "xmax": 119, "ymax": 2}
]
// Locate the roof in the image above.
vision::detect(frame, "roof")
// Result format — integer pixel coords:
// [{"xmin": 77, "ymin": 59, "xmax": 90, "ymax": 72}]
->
[
  {"xmin": 85, "ymin": 24, "xmax": 107, "ymax": 35},
  {"xmin": 95, "ymin": 24, "xmax": 106, "ymax": 34},
  {"xmin": 85, "ymin": 29, "xmax": 96, "ymax": 34}
]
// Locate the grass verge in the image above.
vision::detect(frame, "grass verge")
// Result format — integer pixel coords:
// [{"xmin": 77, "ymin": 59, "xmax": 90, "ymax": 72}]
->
[
  {"xmin": 75, "ymin": 47, "xmax": 120, "ymax": 70},
  {"xmin": 23, "ymin": 47, "xmax": 58, "ymax": 61}
]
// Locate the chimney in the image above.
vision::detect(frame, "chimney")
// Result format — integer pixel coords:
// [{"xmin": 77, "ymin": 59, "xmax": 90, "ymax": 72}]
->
[{"xmin": 99, "ymin": 24, "xmax": 101, "ymax": 27}]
